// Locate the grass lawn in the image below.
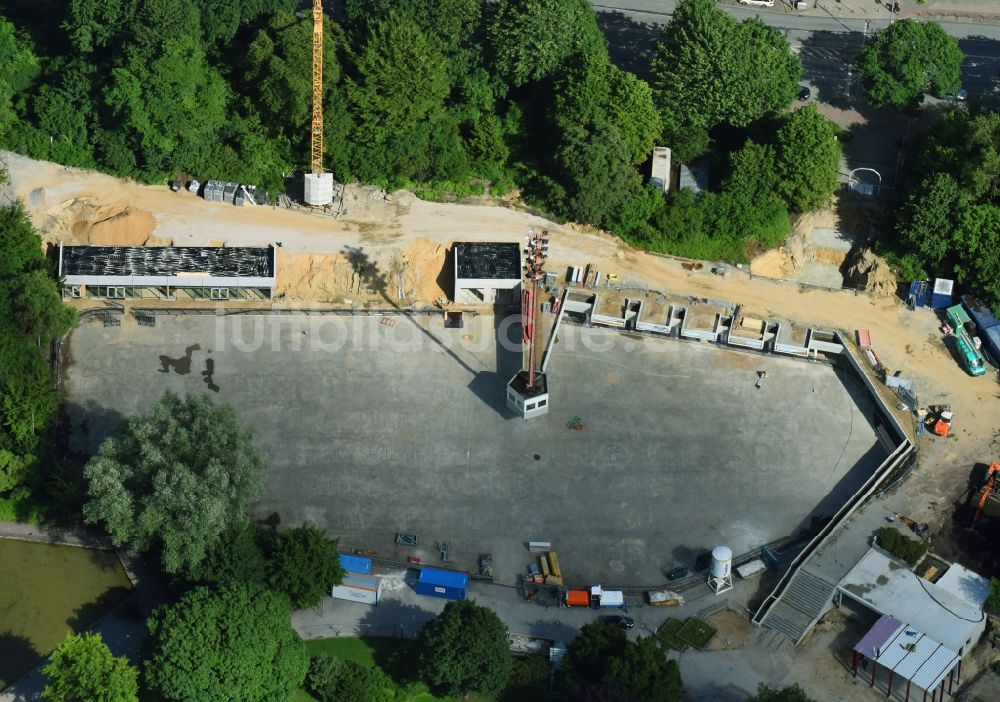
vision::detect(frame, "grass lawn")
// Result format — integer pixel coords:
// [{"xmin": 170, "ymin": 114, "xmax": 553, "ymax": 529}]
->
[
  {"xmin": 297, "ymin": 636, "xmax": 546, "ymax": 702},
  {"xmin": 297, "ymin": 637, "xmax": 462, "ymax": 702},
  {"xmin": 677, "ymin": 618, "xmax": 717, "ymax": 649},
  {"xmin": 656, "ymin": 618, "xmax": 687, "ymax": 651}
]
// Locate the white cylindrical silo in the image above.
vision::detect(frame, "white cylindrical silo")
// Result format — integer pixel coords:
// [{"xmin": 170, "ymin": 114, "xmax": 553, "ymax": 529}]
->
[{"xmin": 710, "ymin": 546, "xmax": 732, "ymax": 580}]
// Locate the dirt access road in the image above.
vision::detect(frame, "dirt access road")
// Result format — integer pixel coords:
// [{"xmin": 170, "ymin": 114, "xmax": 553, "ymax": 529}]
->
[{"xmin": 4, "ymin": 151, "xmax": 998, "ymax": 531}]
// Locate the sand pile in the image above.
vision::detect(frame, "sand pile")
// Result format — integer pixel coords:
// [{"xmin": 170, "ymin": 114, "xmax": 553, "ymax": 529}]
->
[
  {"xmin": 750, "ymin": 249, "xmax": 793, "ymax": 278},
  {"xmin": 813, "ymin": 246, "xmax": 848, "ymax": 267},
  {"xmin": 36, "ymin": 195, "xmax": 165, "ymax": 246},
  {"xmin": 71, "ymin": 202, "xmax": 158, "ymax": 246},
  {"xmin": 401, "ymin": 238, "xmax": 448, "ymax": 302},
  {"xmin": 842, "ymin": 248, "xmax": 897, "ymax": 297},
  {"xmin": 274, "ymin": 250, "xmax": 365, "ymax": 303}
]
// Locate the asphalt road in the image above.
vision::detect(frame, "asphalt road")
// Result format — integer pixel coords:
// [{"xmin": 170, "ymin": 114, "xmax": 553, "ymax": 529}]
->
[{"xmin": 592, "ymin": 2, "xmax": 1000, "ymax": 98}]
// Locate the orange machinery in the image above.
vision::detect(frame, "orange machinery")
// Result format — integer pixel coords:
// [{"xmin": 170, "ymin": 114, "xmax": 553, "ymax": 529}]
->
[{"xmin": 973, "ymin": 462, "xmax": 1000, "ymax": 524}]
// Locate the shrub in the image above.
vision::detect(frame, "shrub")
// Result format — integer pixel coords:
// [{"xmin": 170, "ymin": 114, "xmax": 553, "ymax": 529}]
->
[{"xmin": 878, "ymin": 527, "xmax": 928, "ymax": 565}]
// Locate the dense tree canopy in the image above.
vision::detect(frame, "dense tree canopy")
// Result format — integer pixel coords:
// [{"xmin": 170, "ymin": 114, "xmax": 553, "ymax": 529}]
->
[
  {"xmin": 306, "ymin": 656, "xmax": 398, "ymax": 702},
  {"xmin": 266, "ymin": 523, "xmax": 346, "ymax": 609},
  {"xmin": 651, "ymin": 0, "xmax": 800, "ymax": 162},
  {"xmin": 0, "ymin": 17, "xmax": 38, "ymax": 136},
  {"xmin": 418, "ymin": 600, "xmax": 512, "ymax": 697},
  {"xmin": 488, "ymin": 0, "xmax": 606, "ymax": 88},
  {"xmin": 145, "ymin": 584, "xmax": 308, "ymax": 702},
  {"xmin": 83, "ymin": 391, "xmax": 265, "ymax": 574},
  {"xmin": 1, "ymin": 0, "xmax": 823, "ymax": 279},
  {"xmin": 0, "ymin": 202, "xmax": 76, "ymax": 498},
  {"xmin": 855, "ymin": 19, "xmax": 963, "ymax": 109},
  {"xmin": 564, "ymin": 622, "xmax": 682, "ymax": 702},
  {"xmin": 775, "ymin": 105, "xmax": 841, "ymax": 213},
  {"xmin": 889, "ymin": 110, "xmax": 1000, "ymax": 311},
  {"xmin": 41, "ymin": 633, "xmax": 139, "ymax": 702}
]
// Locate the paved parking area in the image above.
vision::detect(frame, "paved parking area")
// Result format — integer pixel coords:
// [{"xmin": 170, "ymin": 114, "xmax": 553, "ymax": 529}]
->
[{"xmin": 64, "ymin": 313, "xmax": 887, "ymax": 586}]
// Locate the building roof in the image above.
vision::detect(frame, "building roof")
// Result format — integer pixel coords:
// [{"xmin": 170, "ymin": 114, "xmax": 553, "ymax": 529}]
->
[
  {"xmin": 61, "ymin": 246, "xmax": 273, "ymax": 278},
  {"xmin": 854, "ymin": 615, "xmax": 960, "ymax": 693},
  {"xmin": 679, "ymin": 159, "xmax": 710, "ymax": 194},
  {"xmin": 454, "ymin": 242, "xmax": 520, "ymax": 281},
  {"xmin": 854, "ymin": 614, "xmax": 904, "ymax": 659},
  {"xmin": 838, "ymin": 549, "xmax": 986, "ymax": 653},
  {"xmin": 933, "ymin": 278, "xmax": 955, "ymax": 295},
  {"xmin": 935, "ymin": 562, "xmax": 990, "ymax": 609}
]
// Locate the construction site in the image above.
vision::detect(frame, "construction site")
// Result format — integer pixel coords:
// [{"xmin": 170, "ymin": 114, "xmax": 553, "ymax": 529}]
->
[
  {"xmin": 8, "ymin": 126, "xmax": 1000, "ymax": 691},
  {"xmin": 10, "ymin": 4, "xmax": 1000, "ymax": 698}
]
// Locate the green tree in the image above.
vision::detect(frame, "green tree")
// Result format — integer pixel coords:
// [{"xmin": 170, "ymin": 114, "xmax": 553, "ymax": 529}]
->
[
  {"xmin": 0, "ymin": 16, "xmax": 39, "ymax": 137},
  {"xmin": 748, "ymin": 683, "xmax": 816, "ymax": 702},
  {"xmin": 0, "ymin": 202, "xmax": 76, "ymax": 496},
  {"xmin": 83, "ymin": 391, "xmax": 266, "ymax": 574},
  {"xmin": 557, "ymin": 125, "xmax": 637, "ymax": 226},
  {"xmin": 348, "ymin": 14, "xmax": 450, "ymax": 146},
  {"xmin": 774, "ymin": 105, "xmax": 841, "ymax": 212},
  {"xmin": 724, "ymin": 140, "xmax": 780, "ymax": 203},
  {"xmin": 553, "ymin": 52, "xmax": 661, "ymax": 167},
  {"xmin": 953, "ymin": 204, "xmax": 1000, "ymax": 305},
  {"xmin": 854, "ymin": 19, "xmax": 963, "ymax": 109},
  {"xmin": 267, "ymin": 523, "xmax": 345, "ymax": 609},
  {"xmin": 104, "ymin": 35, "xmax": 229, "ymax": 177},
  {"xmin": 605, "ymin": 636, "xmax": 683, "ymax": 702},
  {"xmin": 306, "ymin": 656, "xmax": 398, "ymax": 702},
  {"xmin": 418, "ymin": 600, "xmax": 513, "ymax": 697},
  {"xmin": 245, "ymin": 11, "xmax": 340, "ymax": 133},
  {"xmin": 145, "ymin": 584, "xmax": 308, "ymax": 702},
  {"xmin": 488, "ymin": 0, "xmax": 607, "ymax": 88},
  {"xmin": 61, "ymin": 0, "xmax": 135, "ymax": 54},
  {"xmin": 564, "ymin": 621, "xmax": 628, "ymax": 690},
  {"xmin": 42, "ymin": 632, "xmax": 138, "ymax": 702},
  {"xmin": 896, "ymin": 173, "xmax": 965, "ymax": 269},
  {"xmin": 652, "ymin": 0, "xmax": 800, "ymax": 161},
  {"xmin": 565, "ymin": 623, "xmax": 682, "ymax": 702},
  {"xmin": 181, "ymin": 519, "xmax": 268, "ymax": 586}
]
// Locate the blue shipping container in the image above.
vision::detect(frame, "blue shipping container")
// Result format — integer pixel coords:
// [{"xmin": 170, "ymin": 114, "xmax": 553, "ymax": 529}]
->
[
  {"xmin": 907, "ymin": 281, "xmax": 929, "ymax": 309},
  {"xmin": 415, "ymin": 568, "xmax": 468, "ymax": 600},
  {"xmin": 339, "ymin": 553, "xmax": 373, "ymax": 574},
  {"xmin": 981, "ymin": 326, "xmax": 1000, "ymax": 367},
  {"xmin": 961, "ymin": 295, "xmax": 1000, "ymax": 332},
  {"xmin": 930, "ymin": 278, "xmax": 954, "ymax": 309}
]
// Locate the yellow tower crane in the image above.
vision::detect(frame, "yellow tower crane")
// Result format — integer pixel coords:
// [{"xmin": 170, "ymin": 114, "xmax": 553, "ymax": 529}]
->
[{"xmin": 304, "ymin": 0, "xmax": 333, "ymax": 206}]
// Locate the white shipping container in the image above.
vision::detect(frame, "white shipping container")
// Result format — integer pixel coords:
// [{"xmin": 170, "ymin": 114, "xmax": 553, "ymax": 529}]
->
[
  {"xmin": 599, "ymin": 590, "xmax": 624, "ymax": 608},
  {"xmin": 330, "ymin": 573, "xmax": 382, "ymax": 605}
]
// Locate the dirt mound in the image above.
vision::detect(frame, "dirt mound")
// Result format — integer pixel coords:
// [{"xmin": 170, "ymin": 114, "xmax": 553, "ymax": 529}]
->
[
  {"xmin": 274, "ymin": 251, "xmax": 364, "ymax": 303},
  {"xmin": 842, "ymin": 247, "xmax": 897, "ymax": 297},
  {"xmin": 74, "ymin": 203, "xmax": 157, "ymax": 246},
  {"xmin": 750, "ymin": 249, "xmax": 793, "ymax": 278},
  {"xmin": 401, "ymin": 238, "xmax": 448, "ymax": 302},
  {"xmin": 813, "ymin": 246, "xmax": 848, "ymax": 267},
  {"xmin": 38, "ymin": 197, "xmax": 162, "ymax": 246}
]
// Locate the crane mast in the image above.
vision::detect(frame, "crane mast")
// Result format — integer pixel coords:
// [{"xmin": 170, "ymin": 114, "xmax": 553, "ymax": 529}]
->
[
  {"xmin": 310, "ymin": 0, "xmax": 323, "ymax": 177},
  {"xmin": 303, "ymin": 0, "xmax": 334, "ymax": 206}
]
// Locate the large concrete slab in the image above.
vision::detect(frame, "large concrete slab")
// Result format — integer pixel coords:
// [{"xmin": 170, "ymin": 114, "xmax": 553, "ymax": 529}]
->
[{"xmin": 63, "ymin": 314, "xmax": 887, "ymax": 587}]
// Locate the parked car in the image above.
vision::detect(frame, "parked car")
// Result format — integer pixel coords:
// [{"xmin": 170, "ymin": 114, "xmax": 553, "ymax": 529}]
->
[
  {"xmin": 798, "ymin": 86, "xmax": 811, "ymax": 101},
  {"xmin": 603, "ymin": 615, "xmax": 635, "ymax": 630},
  {"xmin": 945, "ymin": 89, "xmax": 968, "ymax": 102}
]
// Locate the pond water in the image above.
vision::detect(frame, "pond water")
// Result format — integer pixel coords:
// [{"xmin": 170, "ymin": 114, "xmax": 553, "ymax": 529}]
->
[{"xmin": 0, "ymin": 538, "xmax": 133, "ymax": 689}]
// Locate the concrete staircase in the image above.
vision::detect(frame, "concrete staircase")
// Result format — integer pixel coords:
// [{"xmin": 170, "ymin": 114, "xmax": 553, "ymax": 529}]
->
[{"xmin": 759, "ymin": 568, "xmax": 838, "ymax": 643}]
